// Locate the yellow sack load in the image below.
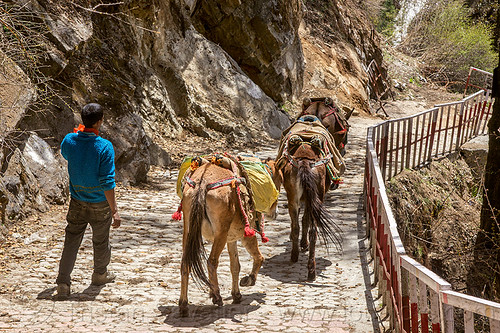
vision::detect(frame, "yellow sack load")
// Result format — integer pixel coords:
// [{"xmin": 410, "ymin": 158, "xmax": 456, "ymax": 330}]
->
[
  {"xmin": 176, "ymin": 157, "xmax": 194, "ymax": 198},
  {"xmin": 239, "ymin": 160, "xmax": 279, "ymax": 213},
  {"xmin": 176, "ymin": 156, "xmax": 279, "ymax": 213}
]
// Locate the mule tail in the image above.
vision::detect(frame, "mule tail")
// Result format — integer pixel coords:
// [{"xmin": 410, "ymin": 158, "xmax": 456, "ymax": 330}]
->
[
  {"xmin": 182, "ymin": 180, "xmax": 211, "ymax": 289},
  {"xmin": 298, "ymin": 161, "xmax": 343, "ymax": 252}
]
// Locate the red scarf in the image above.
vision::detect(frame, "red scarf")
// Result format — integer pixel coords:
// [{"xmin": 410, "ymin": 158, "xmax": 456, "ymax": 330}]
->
[{"xmin": 73, "ymin": 124, "xmax": 99, "ymax": 136}]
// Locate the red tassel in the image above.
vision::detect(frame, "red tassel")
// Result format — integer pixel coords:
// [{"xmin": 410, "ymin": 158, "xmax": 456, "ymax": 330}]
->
[
  {"xmin": 261, "ymin": 233, "xmax": 269, "ymax": 243},
  {"xmin": 172, "ymin": 204, "xmax": 182, "ymax": 221},
  {"xmin": 244, "ymin": 225, "xmax": 255, "ymax": 237}
]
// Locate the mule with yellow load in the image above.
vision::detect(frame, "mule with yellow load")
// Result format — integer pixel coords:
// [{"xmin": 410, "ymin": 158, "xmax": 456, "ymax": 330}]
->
[{"xmin": 172, "ymin": 153, "xmax": 280, "ymax": 317}]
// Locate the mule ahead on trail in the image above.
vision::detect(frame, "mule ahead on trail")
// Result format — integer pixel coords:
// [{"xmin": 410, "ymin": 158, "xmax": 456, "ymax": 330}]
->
[
  {"xmin": 175, "ymin": 154, "xmax": 279, "ymax": 317},
  {"xmin": 300, "ymin": 97, "xmax": 353, "ymax": 156},
  {"xmin": 275, "ymin": 116, "xmax": 344, "ymax": 281}
]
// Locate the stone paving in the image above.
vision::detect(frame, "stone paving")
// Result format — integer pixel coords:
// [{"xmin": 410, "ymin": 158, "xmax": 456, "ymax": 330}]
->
[{"xmin": 0, "ymin": 115, "xmax": 385, "ymax": 332}]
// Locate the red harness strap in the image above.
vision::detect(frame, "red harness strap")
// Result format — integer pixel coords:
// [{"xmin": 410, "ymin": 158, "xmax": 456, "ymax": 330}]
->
[
  {"xmin": 321, "ymin": 105, "xmax": 347, "ymax": 133},
  {"xmin": 301, "ymin": 101, "xmax": 348, "ymax": 141}
]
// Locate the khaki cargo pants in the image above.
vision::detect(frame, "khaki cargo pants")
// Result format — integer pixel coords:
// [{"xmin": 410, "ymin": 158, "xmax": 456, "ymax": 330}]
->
[{"xmin": 56, "ymin": 198, "xmax": 112, "ymax": 286}]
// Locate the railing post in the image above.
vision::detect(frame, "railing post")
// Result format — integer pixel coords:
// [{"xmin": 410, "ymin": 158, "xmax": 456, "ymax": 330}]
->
[
  {"xmin": 464, "ymin": 310, "xmax": 473, "ymax": 332},
  {"xmin": 381, "ymin": 122, "xmax": 389, "ymax": 180},
  {"xmin": 409, "ymin": 274, "xmax": 418, "ymax": 333},
  {"xmin": 455, "ymin": 102, "xmax": 465, "ymax": 151},
  {"xmin": 490, "ymin": 318, "xmax": 500, "ymax": 332},
  {"xmin": 427, "ymin": 108, "xmax": 439, "ymax": 162},
  {"xmin": 430, "ymin": 289, "xmax": 440, "ymax": 333},
  {"xmin": 405, "ymin": 118, "xmax": 413, "ymax": 169},
  {"xmin": 388, "ymin": 121, "xmax": 394, "ymax": 179},
  {"xmin": 442, "ymin": 303, "xmax": 454, "ymax": 332},
  {"xmin": 418, "ymin": 279, "xmax": 429, "ymax": 333},
  {"xmin": 474, "ymin": 94, "xmax": 487, "ymax": 136}
]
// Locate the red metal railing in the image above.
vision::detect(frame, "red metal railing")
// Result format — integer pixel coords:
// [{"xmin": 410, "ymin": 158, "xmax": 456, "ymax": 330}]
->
[
  {"xmin": 464, "ymin": 67, "xmax": 493, "ymax": 97},
  {"xmin": 365, "ymin": 69, "xmax": 500, "ymax": 333},
  {"xmin": 374, "ymin": 90, "xmax": 492, "ymax": 182}
]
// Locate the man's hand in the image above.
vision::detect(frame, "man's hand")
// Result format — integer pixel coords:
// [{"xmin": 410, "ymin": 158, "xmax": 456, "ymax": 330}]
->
[
  {"xmin": 104, "ymin": 188, "xmax": 121, "ymax": 228},
  {"xmin": 111, "ymin": 211, "xmax": 121, "ymax": 228}
]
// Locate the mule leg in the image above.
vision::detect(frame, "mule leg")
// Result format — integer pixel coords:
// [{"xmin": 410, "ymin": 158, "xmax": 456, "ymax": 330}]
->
[
  {"xmin": 240, "ymin": 235, "xmax": 263, "ymax": 287},
  {"xmin": 307, "ymin": 224, "xmax": 318, "ymax": 281},
  {"xmin": 288, "ymin": 201, "xmax": 301, "ymax": 263},
  {"xmin": 300, "ymin": 213, "xmax": 310, "ymax": 252},
  {"xmin": 179, "ymin": 201, "xmax": 191, "ymax": 317},
  {"xmin": 207, "ymin": 234, "xmax": 227, "ymax": 307},
  {"xmin": 227, "ymin": 241, "xmax": 242, "ymax": 303},
  {"xmin": 284, "ymin": 172, "xmax": 301, "ymax": 263},
  {"xmin": 179, "ymin": 257, "xmax": 190, "ymax": 316}
]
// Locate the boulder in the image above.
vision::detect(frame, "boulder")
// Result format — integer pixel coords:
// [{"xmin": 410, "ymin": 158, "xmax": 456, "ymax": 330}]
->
[
  {"xmin": 460, "ymin": 135, "xmax": 489, "ymax": 182},
  {"xmin": 22, "ymin": 133, "xmax": 68, "ymax": 205},
  {"xmin": 3, "ymin": 148, "xmax": 48, "ymax": 221},
  {"xmin": 0, "ymin": 50, "xmax": 36, "ymax": 138}
]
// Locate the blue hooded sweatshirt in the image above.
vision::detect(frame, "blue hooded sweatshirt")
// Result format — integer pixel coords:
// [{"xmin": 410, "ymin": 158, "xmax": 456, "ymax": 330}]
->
[{"xmin": 61, "ymin": 131, "xmax": 116, "ymax": 203}]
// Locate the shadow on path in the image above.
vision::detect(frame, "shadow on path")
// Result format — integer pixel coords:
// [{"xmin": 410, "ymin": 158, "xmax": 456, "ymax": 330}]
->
[
  {"xmin": 158, "ymin": 292, "xmax": 265, "ymax": 326},
  {"xmin": 357, "ymin": 194, "xmax": 385, "ymax": 333},
  {"xmin": 37, "ymin": 285, "xmax": 105, "ymax": 302},
  {"xmin": 259, "ymin": 247, "xmax": 333, "ymax": 284}
]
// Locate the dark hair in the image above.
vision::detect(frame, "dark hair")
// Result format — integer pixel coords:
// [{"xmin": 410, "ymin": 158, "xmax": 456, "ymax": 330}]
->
[{"xmin": 81, "ymin": 103, "xmax": 104, "ymax": 128}]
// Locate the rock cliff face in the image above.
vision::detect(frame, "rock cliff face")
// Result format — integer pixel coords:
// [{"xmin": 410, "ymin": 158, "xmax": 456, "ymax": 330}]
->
[
  {"xmin": 0, "ymin": 0, "xmax": 383, "ymax": 223},
  {"xmin": 300, "ymin": 0, "xmax": 384, "ymax": 112},
  {"xmin": 190, "ymin": 0, "xmax": 304, "ymax": 103}
]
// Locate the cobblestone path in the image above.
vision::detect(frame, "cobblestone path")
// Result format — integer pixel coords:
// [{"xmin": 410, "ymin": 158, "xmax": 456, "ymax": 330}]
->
[{"xmin": 0, "ymin": 115, "xmax": 384, "ymax": 332}]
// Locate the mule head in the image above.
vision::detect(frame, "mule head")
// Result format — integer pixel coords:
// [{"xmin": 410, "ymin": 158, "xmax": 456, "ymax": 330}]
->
[
  {"xmin": 302, "ymin": 97, "xmax": 312, "ymax": 111},
  {"xmin": 317, "ymin": 102, "xmax": 351, "ymax": 156},
  {"xmin": 300, "ymin": 97, "xmax": 350, "ymax": 156}
]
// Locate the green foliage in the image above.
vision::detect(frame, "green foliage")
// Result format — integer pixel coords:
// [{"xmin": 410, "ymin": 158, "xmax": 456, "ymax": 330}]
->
[
  {"xmin": 402, "ymin": 0, "xmax": 497, "ymax": 89},
  {"xmin": 375, "ymin": 0, "xmax": 398, "ymax": 37},
  {"xmin": 430, "ymin": 2, "xmax": 495, "ymax": 70},
  {"xmin": 280, "ymin": 101, "xmax": 295, "ymax": 115},
  {"xmin": 409, "ymin": 77, "xmax": 422, "ymax": 86}
]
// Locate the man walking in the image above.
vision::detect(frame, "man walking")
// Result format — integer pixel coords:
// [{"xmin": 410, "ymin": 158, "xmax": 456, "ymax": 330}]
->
[{"xmin": 56, "ymin": 103, "xmax": 121, "ymax": 300}]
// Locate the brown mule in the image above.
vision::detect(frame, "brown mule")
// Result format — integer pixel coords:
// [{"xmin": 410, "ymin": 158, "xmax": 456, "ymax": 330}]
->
[
  {"xmin": 276, "ymin": 119, "xmax": 344, "ymax": 281},
  {"xmin": 178, "ymin": 156, "xmax": 276, "ymax": 317},
  {"xmin": 301, "ymin": 97, "xmax": 353, "ymax": 156}
]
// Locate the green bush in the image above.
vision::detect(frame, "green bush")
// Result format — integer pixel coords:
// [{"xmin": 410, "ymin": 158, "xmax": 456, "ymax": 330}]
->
[
  {"xmin": 375, "ymin": 0, "xmax": 398, "ymax": 37},
  {"xmin": 401, "ymin": 0, "xmax": 497, "ymax": 90}
]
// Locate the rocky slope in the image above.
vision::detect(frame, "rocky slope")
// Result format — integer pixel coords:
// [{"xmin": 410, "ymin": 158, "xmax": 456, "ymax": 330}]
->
[{"xmin": 0, "ymin": 0, "xmax": 382, "ymax": 224}]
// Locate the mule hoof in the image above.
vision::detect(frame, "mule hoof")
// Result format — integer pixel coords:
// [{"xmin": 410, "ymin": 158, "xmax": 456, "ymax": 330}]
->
[
  {"xmin": 179, "ymin": 306, "xmax": 189, "ymax": 317},
  {"xmin": 240, "ymin": 275, "xmax": 256, "ymax": 287},
  {"xmin": 307, "ymin": 272, "xmax": 316, "ymax": 281},
  {"xmin": 210, "ymin": 294, "xmax": 223, "ymax": 307},
  {"xmin": 179, "ymin": 300, "xmax": 189, "ymax": 317},
  {"xmin": 291, "ymin": 252, "xmax": 299, "ymax": 263},
  {"xmin": 212, "ymin": 297, "xmax": 223, "ymax": 307},
  {"xmin": 300, "ymin": 242, "xmax": 309, "ymax": 252},
  {"xmin": 232, "ymin": 292, "xmax": 242, "ymax": 304}
]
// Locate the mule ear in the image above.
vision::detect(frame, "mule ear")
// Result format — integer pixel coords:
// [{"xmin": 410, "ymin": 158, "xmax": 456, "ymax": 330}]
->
[
  {"xmin": 302, "ymin": 97, "xmax": 312, "ymax": 110},
  {"xmin": 324, "ymin": 97, "xmax": 333, "ymax": 106},
  {"xmin": 345, "ymin": 107, "xmax": 355, "ymax": 120}
]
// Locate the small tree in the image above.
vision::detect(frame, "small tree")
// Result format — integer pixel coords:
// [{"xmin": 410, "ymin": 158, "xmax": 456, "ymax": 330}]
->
[{"xmin": 400, "ymin": 0, "xmax": 497, "ymax": 90}]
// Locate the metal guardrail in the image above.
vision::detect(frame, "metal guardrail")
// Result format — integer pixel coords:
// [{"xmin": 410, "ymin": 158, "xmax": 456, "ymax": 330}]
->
[
  {"xmin": 464, "ymin": 67, "xmax": 493, "ymax": 98},
  {"xmin": 364, "ymin": 69, "xmax": 499, "ymax": 332},
  {"xmin": 372, "ymin": 89, "xmax": 492, "ymax": 182}
]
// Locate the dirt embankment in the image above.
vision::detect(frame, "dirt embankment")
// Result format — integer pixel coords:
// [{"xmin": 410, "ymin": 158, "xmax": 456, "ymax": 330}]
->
[{"xmin": 386, "ymin": 154, "xmax": 482, "ymax": 292}]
